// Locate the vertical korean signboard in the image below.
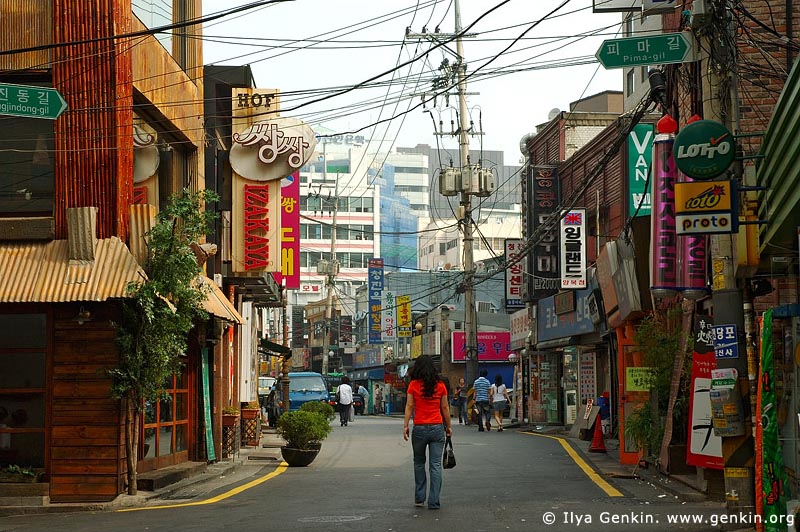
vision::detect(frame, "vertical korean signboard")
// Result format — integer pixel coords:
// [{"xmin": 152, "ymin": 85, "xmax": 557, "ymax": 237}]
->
[
  {"xmin": 381, "ymin": 291, "xmax": 396, "ymax": 341},
  {"xmin": 229, "ymin": 89, "xmax": 316, "ymax": 274},
  {"xmin": 275, "ymin": 171, "xmax": 300, "ymax": 288},
  {"xmin": 505, "ymin": 240, "xmax": 525, "ymax": 309},
  {"xmin": 368, "ymin": 259, "xmax": 384, "ymax": 344},
  {"xmin": 397, "ymin": 295, "xmax": 412, "ymax": 338},
  {"xmin": 529, "ymin": 166, "xmax": 561, "ymax": 299},
  {"xmin": 628, "ymin": 123, "xmax": 653, "ymax": 216},
  {"xmin": 560, "ymin": 209, "xmax": 587, "ymax": 289}
]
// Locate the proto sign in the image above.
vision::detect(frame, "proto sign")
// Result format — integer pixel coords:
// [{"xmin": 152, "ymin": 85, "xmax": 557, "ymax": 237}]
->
[
  {"xmin": 674, "ymin": 120, "xmax": 735, "ymax": 179},
  {"xmin": 675, "ymin": 180, "xmax": 738, "ymax": 235},
  {"xmin": 596, "ymin": 32, "xmax": 694, "ymax": 69},
  {"xmin": 0, "ymin": 83, "xmax": 67, "ymax": 119}
]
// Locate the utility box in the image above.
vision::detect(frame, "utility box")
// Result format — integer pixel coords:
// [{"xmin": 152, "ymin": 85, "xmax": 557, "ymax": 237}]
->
[
  {"xmin": 475, "ymin": 167, "xmax": 495, "ymax": 197},
  {"xmin": 439, "ymin": 168, "xmax": 460, "ymax": 196},
  {"xmin": 316, "ymin": 259, "xmax": 329, "ymax": 275}
]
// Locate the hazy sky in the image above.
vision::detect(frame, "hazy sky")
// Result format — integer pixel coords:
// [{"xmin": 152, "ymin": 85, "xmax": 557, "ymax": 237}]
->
[{"xmin": 202, "ymin": 0, "xmax": 625, "ymax": 163}]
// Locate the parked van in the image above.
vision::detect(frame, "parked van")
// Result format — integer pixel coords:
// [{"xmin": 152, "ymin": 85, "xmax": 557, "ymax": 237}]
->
[
  {"xmin": 266, "ymin": 372, "xmax": 330, "ymax": 425},
  {"xmin": 285, "ymin": 372, "xmax": 329, "ymax": 411}
]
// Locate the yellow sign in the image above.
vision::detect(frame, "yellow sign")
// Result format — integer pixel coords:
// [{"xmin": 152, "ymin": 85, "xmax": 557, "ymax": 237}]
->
[
  {"xmin": 411, "ymin": 336, "xmax": 422, "ymax": 359},
  {"xmin": 397, "ymin": 295, "xmax": 412, "ymax": 338},
  {"xmin": 674, "ymin": 180, "xmax": 732, "ymax": 213},
  {"xmin": 625, "ymin": 367, "xmax": 654, "ymax": 391}
]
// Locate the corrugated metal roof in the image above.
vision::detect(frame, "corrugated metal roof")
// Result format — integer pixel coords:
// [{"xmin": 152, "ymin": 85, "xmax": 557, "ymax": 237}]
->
[
  {"xmin": 197, "ymin": 276, "xmax": 243, "ymax": 324},
  {"xmin": 0, "ymin": 237, "xmax": 145, "ymax": 303}
]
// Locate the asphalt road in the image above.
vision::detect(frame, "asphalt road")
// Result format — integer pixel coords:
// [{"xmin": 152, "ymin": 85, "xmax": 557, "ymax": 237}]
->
[{"xmin": 2, "ymin": 416, "xmax": 743, "ymax": 532}]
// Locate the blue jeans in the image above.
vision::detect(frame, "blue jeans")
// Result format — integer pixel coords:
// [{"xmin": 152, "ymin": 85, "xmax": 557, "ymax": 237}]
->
[
  {"xmin": 457, "ymin": 398, "xmax": 468, "ymax": 424},
  {"xmin": 411, "ymin": 424, "xmax": 445, "ymax": 509},
  {"xmin": 476, "ymin": 400, "xmax": 491, "ymax": 429}
]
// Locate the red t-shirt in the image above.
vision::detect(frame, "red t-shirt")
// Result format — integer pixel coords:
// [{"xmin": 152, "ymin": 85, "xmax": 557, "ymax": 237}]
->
[{"xmin": 407, "ymin": 379, "xmax": 447, "ymax": 424}]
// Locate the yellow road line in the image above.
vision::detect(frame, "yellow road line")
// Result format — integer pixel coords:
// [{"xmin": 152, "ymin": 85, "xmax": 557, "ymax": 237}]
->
[
  {"xmin": 522, "ymin": 432, "xmax": 623, "ymax": 497},
  {"xmin": 117, "ymin": 462, "xmax": 289, "ymax": 512}
]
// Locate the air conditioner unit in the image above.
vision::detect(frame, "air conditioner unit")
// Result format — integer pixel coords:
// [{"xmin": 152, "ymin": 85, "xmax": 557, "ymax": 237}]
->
[{"xmin": 477, "ymin": 301, "xmax": 492, "ymax": 313}]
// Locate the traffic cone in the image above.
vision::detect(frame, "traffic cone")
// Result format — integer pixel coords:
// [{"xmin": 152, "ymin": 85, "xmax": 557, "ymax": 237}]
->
[{"xmin": 588, "ymin": 417, "xmax": 607, "ymax": 453}]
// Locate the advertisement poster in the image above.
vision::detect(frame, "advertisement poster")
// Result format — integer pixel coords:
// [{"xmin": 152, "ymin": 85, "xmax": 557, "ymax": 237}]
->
[{"xmin": 686, "ymin": 315, "xmax": 722, "ymax": 469}]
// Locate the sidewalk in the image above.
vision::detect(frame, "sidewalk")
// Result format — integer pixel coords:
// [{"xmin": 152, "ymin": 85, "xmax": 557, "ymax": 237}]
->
[
  {"xmin": 0, "ymin": 428, "xmax": 285, "ymax": 517},
  {"xmin": 518, "ymin": 422, "xmax": 709, "ymax": 503}
]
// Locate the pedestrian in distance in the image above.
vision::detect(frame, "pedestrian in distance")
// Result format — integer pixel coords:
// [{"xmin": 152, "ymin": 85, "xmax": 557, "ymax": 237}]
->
[
  {"xmin": 453, "ymin": 377, "xmax": 469, "ymax": 425},
  {"xmin": 335, "ymin": 376, "xmax": 353, "ymax": 427},
  {"xmin": 490, "ymin": 374, "xmax": 511, "ymax": 432},
  {"xmin": 403, "ymin": 355, "xmax": 452, "ymax": 510},
  {"xmin": 355, "ymin": 383, "xmax": 370, "ymax": 415},
  {"xmin": 472, "ymin": 369, "xmax": 492, "ymax": 432}
]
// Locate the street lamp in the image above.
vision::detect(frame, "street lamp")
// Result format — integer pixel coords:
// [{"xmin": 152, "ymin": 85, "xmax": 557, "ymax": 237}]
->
[
  {"xmin": 415, "ymin": 322, "xmax": 423, "ymax": 335},
  {"xmin": 508, "ymin": 352, "xmax": 519, "ymax": 364}
]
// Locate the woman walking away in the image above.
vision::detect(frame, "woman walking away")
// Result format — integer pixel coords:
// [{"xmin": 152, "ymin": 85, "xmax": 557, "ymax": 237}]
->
[
  {"xmin": 403, "ymin": 355, "xmax": 452, "ymax": 509},
  {"xmin": 336, "ymin": 376, "xmax": 353, "ymax": 427},
  {"xmin": 490, "ymin": 374, "xmax": 510, "ymax": 432}
]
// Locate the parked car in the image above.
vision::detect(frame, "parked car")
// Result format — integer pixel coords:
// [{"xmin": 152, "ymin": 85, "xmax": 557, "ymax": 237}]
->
[{"xmin": 258, "ymin": 376, "xmax": 276, "ymax": 406}]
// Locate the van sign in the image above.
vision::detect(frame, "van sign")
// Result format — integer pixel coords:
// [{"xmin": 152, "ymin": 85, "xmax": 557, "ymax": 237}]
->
[{"xmin": 674, "ymin": 120, "xmax": 735, "ymax": 179}]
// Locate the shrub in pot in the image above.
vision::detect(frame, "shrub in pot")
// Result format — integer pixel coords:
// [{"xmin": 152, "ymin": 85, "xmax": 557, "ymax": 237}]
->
[{"xmin": 276, "ymin": 404, "xmax": 333, "ymax": 466}]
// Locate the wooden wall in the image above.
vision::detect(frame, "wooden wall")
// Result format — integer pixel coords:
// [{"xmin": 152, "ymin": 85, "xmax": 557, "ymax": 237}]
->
[
  {"xmin": 49, "ymin": 303, "xmax": 124, "ymax": 503},
  {"xmin": 0, "ymin": 1, "xmax": 51, "ymax": 70}
]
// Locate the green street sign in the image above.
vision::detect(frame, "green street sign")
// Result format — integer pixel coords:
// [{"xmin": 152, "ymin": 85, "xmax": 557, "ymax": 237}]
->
[
  {"xmin": 0, "ymin": 83, "xmax": 68, "ymax": 120},
  {"xmin": 596, "ymin": 32, "xmax": 694, "ymax": 69}
]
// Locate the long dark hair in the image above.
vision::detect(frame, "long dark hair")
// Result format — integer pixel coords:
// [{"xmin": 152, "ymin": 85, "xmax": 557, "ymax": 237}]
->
[{"xmin": 411, "ymin": 355, "xmax": 439, "ymax": 398}]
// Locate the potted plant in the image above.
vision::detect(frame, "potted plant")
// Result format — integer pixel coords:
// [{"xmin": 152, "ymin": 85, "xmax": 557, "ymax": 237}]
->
[
  {"xmin": 0, "ymin": 465, "xmax": 42, "ymax": 483},
  {"xmin": 241, "ymin": 401, "xmax": 261, "ymax": 446},
  {"xmin": 276, "ymin": 402, "xmax": 334, "ymax": 467},
  {"xmin": 222, "ymin": 406, "xmax": 240, "ymax": 427}
]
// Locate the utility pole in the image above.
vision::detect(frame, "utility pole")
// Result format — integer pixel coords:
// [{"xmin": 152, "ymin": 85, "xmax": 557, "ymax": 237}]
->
[
  {"xmin": 321, "ymin": 163, "xmax": 339, "ymax": 376},
  {"xmin": 453, "ymin": 1, "xmax": 479, "ymax": 387},
  {"xmin": 408, "ymin": 0, "xmax": 487, "ymax": 385},
  {"xmin": 698, "ymin": 0, "xmax": 754, "ymax": 515}
]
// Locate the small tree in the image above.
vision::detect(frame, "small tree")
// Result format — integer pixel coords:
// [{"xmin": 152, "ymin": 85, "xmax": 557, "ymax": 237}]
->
[{"xmin": 110, "ymin": 189, "xmax": 218, "ymax": 495}]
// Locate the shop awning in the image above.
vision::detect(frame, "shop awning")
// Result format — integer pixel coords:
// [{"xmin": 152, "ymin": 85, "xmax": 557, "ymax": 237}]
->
[
  {"xmin": 0, "ymin": 237, "xmax": 145, "ymax": 302},
  {"xmin": 259, "ymin": 338, "xmax": 291, "ymax": 355},
  {"xmin": 536, "ymin": 337, "xmax": 575, "ymax": 351},
  {"xmin": 197, "ymin": 275, "xmax": 243, "ymax": 324}
]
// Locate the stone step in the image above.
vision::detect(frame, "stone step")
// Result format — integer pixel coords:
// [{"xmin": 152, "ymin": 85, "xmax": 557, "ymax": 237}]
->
[{"xmin": 136, "ymin": 462, "xmax": 207, "ymax": 492}]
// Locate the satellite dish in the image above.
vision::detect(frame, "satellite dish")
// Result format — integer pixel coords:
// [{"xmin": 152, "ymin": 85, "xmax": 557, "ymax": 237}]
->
[{"xmin": 547, "ymin": 108, "xmax": 561, "ymax": 121}]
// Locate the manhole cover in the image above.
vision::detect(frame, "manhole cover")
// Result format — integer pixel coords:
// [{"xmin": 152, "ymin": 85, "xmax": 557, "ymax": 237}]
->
[{"xmin": 298, "ymin": 516, "xmax": 369, "ymax": 523}]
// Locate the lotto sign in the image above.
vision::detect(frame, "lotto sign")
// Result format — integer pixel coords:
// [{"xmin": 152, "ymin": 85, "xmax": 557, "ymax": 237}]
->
[
  {"xmin": 713, "ymin": 324, "xmax": 738, "ymax": 359},
  {"xmin": 560, "ymin": 209, "xmax": 586, "ymax": 289},
  {"xmin": 368, "ymin": 259, "xmax": 384, "ymax": 344},
  {"xmin": 504, "ymin": 240, "xmax": 525, "ymax": 309}
]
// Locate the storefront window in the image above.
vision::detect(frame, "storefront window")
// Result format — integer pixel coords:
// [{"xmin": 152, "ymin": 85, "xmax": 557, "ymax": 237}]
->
[
  {"xmin": 0, "ymin": 313, "xmax": 46, "ymax": 469},
  {"xmin": 140, "ymin": 365, "xmax": 189, "ymax": 461}
]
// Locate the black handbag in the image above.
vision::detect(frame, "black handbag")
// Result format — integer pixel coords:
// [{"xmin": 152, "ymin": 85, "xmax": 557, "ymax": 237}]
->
[{"xmin": 442, "ymin": 436, "xmax": 456, "ymax": 469}]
